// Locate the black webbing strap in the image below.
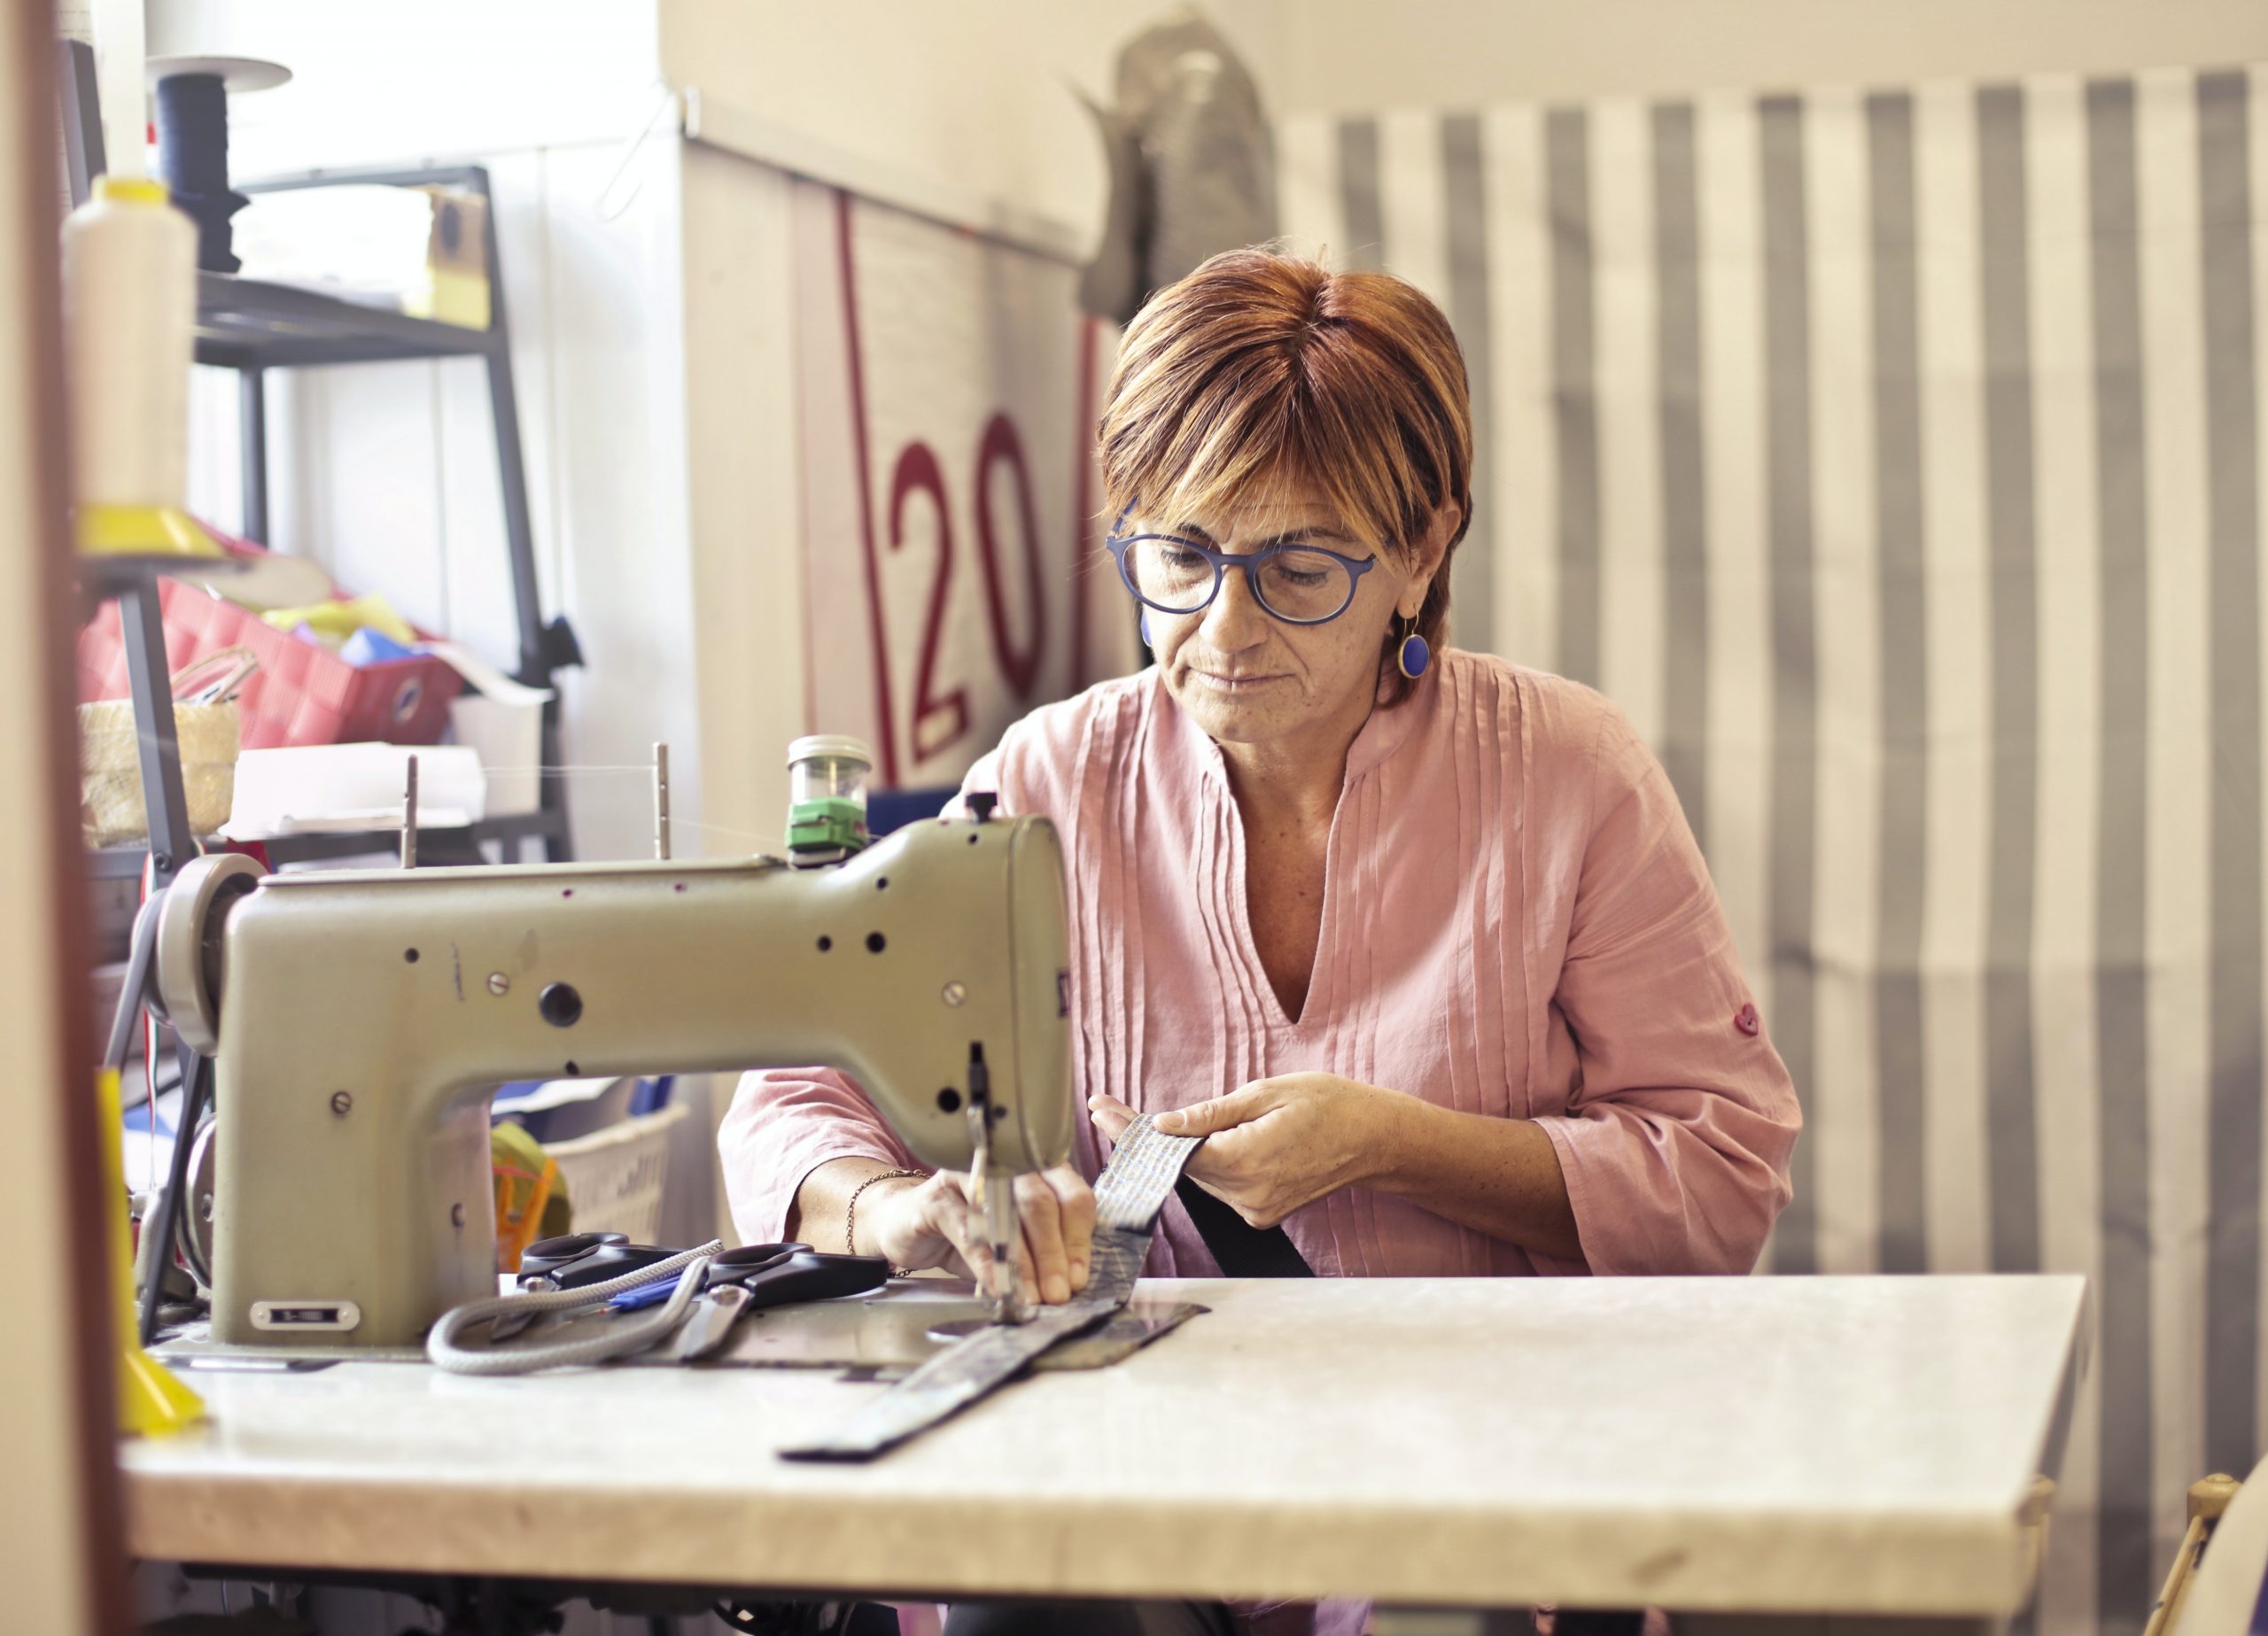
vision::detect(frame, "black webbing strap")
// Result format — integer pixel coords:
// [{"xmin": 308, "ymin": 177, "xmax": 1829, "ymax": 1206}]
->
[{"xmin": 1174, "ymin": 1175, "xmax": 1313, "ymax": 1277}]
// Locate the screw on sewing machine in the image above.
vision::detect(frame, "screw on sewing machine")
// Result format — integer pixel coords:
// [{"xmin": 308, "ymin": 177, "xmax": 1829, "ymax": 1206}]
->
[
  {"xmin": 941, "ymin": 981, "xmax": 967, "ymax": 1006},
  {"xmin": 539, "ymin": 982, "xmax": 584, "ymax": 1027},
  {"xmin": 487, "ymin": 973, "xmax": 509, "ymax": 996},
  {"xmin": 329, "ymin": 1090, "xmax": 353, "ymax": 1117}
]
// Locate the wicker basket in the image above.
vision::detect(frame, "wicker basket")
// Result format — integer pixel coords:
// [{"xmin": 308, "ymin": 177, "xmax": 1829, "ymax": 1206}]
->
[
  {"xmin": 79, "ymin": 647, "xmax": 255, "ymax": 846},
  {"xmin": 542, "ymin": 1102, "xmax": 689, "ymax": 1243}
]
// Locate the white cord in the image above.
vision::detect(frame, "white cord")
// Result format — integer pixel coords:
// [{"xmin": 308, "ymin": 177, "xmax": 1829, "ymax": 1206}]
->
[{"xmin": 425, "ymin": 1239, "xmax": 723, "ymax": 1376}]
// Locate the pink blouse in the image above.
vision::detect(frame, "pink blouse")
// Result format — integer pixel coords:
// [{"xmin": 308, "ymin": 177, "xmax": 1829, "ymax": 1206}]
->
[{"xmin": 721, "ymin": 648, "xmax": 1799, "ymax": 1282}]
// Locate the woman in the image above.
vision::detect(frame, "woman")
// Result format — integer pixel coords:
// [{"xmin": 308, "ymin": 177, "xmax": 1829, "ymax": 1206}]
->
[{"xmin": 721, "ymin": 251, "xmax": 1800, "ymax": 1634}]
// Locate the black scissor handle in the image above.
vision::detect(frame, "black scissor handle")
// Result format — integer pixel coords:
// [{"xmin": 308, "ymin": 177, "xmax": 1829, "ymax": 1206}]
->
[
  {"xmin": 701, "ymin": 1242, "xmax": 812, "ymax": 1289},
  {"xmin": 518, "ymin": 1231, "xmax": 627, "ymax": 1278},
  {"xmin": 523, "ymin": 1237, "xmax": 680, "ymax": 1291},
  {"xmin": 741, "ymin": 1252, "xmax": 890, "ymax": 1308}
]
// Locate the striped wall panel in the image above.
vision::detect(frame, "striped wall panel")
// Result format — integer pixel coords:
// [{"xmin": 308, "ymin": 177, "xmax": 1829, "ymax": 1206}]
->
[{"xmin": 1282, "ymin": 66, "xmax": 2268, "ymax": 1636}]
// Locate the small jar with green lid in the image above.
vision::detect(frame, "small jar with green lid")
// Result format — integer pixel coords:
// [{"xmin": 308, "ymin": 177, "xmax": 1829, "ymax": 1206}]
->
[{"xmin": 785, "ymin": 734, "xmax": 874, "ymax": 865}]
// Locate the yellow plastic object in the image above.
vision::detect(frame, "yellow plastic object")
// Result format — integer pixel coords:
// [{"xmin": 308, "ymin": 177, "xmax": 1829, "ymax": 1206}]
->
[
  {"xmin": 75, "ymin": 501, "xmax": 224, "ymax": 558},
  {"xmin": 492, "ymin": 1120, "xmax": 563, "ymax": 1274},
  {"xmin": 405, "ymin": 185, "xmax": 492, "ymax": 330},
  {"xmin": 259, "ymin": 591, "xmax": 417, "ymax": 647},
  {"xmin": 96, "ymin": 175, "xmax": 169, "ymax": 206},
  {"xmin": 408, "ymin": 266, "xmax": 491, "ymax": 330},
  {"xmin": 97, "ymin": 1069, "xmax": 204, "ymax": 1436}
]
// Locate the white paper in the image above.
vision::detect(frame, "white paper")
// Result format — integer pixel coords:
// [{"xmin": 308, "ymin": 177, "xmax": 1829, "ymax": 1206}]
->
[
  {"xmin": 222, "ymin": 742, "xmax": 486, "ymax": 838},
  {"xmin": 421, "ymin": 640, "xmax": 553, "ymax": 705}
]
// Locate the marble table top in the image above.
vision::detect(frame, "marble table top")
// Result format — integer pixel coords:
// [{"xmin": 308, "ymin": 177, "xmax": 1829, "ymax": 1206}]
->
[{"xmin": 121, "ymin": 1274, "xmax": 2085, "ymax": 1615}]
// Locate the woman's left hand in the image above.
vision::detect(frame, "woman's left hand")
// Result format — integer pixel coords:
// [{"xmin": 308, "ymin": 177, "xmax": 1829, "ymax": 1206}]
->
[{"xmin": 1089, "ymin": 1074, "xmax": 1413, "ymax": 1229}]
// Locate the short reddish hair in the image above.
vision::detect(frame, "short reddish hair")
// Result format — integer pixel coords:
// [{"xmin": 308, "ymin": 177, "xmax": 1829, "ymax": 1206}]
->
[{"xmin": 1098, "ymin": 249, "xmax": 1473, "ymax": 704}]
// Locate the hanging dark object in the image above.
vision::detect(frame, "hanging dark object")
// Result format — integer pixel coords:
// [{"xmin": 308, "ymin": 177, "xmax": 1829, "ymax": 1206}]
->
[
  {"xmin": 146, "ymin": 55, "xmax": 290, "ymax": 275},
  {"xmin": 1078, "ymin": 8, "xmax": 1277, "ymax": 324}
]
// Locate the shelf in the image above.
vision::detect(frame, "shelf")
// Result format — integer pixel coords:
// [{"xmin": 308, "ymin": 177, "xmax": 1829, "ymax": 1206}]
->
[
  {"xmin": 195, "ymin": 271, "xmax": 498, "ymax": 371},
  {"xmin": 87, "ymin": 810, "xmax": 568, "ymax": 880},
  {"xmin": 73, "ymin": 553, "xmax": 247, "ymax": 602}
]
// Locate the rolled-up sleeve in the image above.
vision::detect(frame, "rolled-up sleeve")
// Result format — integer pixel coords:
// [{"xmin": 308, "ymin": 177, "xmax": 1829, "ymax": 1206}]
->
[
  {"xmin": 718, "ymin": 1068, "xmax": 919, "ymax": 1246},
  {"xmin": 1530, "ymin": 711, "xmax": 1801, "ymax": 1275}
]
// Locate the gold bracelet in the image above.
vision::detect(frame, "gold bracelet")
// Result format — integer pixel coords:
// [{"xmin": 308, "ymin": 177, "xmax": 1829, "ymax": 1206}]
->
[{"xmin": 844, "ymin": 1167, "xmax": 926, "ymax": 1258}]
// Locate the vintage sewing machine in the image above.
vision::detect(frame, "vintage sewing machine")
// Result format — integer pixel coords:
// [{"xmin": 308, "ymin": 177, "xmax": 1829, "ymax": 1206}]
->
[{"xmin": 148, "ymin": 808, "xmax": 1075, "ymax": 1350}]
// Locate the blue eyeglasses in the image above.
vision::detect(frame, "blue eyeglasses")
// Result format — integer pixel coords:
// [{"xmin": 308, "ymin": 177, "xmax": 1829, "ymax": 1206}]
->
[{"xmin": 1104, "ymin": 504, "xmax": 1379, "ymax": 626}]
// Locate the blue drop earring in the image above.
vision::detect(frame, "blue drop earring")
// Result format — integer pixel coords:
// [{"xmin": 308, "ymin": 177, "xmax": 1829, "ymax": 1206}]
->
[
  {"xmin": 1140, "ymin": 610, "xmax": 1153, "ymax": 648},
  {"xmin": 1396, "ymin": 615, "xmax": 1431, "ymax": 680}
]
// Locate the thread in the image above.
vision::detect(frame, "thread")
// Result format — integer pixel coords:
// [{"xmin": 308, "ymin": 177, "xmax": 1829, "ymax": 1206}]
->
[
  {"xmin": 62, "ymin": 179, "xmax": 195, "ymax": 512},
  {"xmin": 151, "ymin": 73, "xmax": 247, "ymax": 274},
  {"xmin": 454, "ymin": 766, "xmax": 796, "ymax": 854}
]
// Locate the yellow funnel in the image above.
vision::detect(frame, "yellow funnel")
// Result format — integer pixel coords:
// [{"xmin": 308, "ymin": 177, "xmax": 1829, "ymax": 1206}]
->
[
  {"xmin": 97, "ymin": 1069, "xmax": 204, "ymax": 1436},
  {"xmin": 74, "ymin": 502, "xmax": 223, "ymax": 559}
]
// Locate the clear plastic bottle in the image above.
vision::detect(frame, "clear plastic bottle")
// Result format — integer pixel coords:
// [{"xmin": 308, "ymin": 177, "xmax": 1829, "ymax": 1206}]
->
[{"xmin": 785, "ymin": 734, "xmax": 874, "ymax": 865}]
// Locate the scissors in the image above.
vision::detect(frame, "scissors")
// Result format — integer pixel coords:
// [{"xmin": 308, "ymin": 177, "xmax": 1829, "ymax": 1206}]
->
[
  {"xmin": 517, "ymin": 1231, "xmax": 682, "ymax": 1291},
  {"xmin": 606, "ymin": 1241, "xmax": 888, "ymax": 1313},
  {"xmin": 617, "ymin": 1243, "xmax": 890, "ymax": 1362},
  {"xmin": 487, "ymin": 1232, "xmax": 693, "ymax": 1344},
  {"xmin": 494, "ymin": 1236, "xmax": 888, "ymax": 1355}
]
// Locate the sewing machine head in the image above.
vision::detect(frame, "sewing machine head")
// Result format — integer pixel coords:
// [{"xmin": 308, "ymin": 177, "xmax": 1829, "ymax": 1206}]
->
[{"xmin": 154, "ymin": 811, "xmax": 1075, "ymax": 1348}]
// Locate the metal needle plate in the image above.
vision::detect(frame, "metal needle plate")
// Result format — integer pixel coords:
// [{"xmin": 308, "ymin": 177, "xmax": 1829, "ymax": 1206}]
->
[{"xmin": 777, "ymin": 1115, "xmax": 1204, "ymax": 1461}]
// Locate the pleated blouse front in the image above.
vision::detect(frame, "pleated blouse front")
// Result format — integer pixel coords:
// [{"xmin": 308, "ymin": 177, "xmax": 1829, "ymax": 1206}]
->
[{"xmin": 722, "ymin": 648, "xmax": 1801, "ymax": 1283}]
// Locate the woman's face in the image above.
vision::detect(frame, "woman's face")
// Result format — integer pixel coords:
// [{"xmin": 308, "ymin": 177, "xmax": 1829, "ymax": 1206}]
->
[{"xmin": 1136, "ymin": 486, "xmax": 1437, "ymax": 756}]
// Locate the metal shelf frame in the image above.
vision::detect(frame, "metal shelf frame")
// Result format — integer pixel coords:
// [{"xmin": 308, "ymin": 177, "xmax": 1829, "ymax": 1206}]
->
[{"xmin": 155, "ymin": 161, "xmax": 578, "ymax": 868}]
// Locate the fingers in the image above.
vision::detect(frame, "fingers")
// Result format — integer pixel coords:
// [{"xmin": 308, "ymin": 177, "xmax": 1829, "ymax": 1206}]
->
[
  {"xmin": 1014, "ymin": 1171, "xmax": 1079, "ymax": 1304},
  {"xmin": 1092, "ymin": 1087, "xmax": 1262, "ymax": 1141},
  {"xmin": 1155, "ymin": 1083, "xmax": 1270, "ymax": 1138},
  {"xmin": 944, "ymin": 1172, "xmax": 1032, "ymax": 1304},
  {"xmin": 1184, "ymin": 1167, "xmax": 1287, "ymax": 1230},
  {"xmin": 890, "ymin": 1170, "xmax": 1092, "ymax": 1305},
  {"xmin": 1045, "ymin": 1165, "xmax": 1097, "ymax": 1291},
  {"xmin": 896, "ymin": 1172, "xmax": 979, "ymax": 1279},
  {"xmin": 956, "ymin": 1175, "xmax": 1029, "ymax": 1302}
]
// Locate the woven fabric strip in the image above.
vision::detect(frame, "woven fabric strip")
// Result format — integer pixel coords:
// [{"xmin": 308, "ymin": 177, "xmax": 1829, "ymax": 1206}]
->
[{"xmin": 779, "ymin": 1115, "xmax": 1201, "ymax": 1462}]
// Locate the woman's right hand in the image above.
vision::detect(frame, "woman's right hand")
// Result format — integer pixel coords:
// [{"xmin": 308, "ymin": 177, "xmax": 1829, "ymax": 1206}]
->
[{"xmin": 862, "ymin": 1165, "xmax": 1097, "ymax": 1306}]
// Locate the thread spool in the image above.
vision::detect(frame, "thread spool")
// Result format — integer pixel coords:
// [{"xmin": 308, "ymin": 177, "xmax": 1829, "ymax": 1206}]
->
[
  {"xmin": 144, "ymin": 56, "xmax": 290, "ymax": 276},
  {"xmin": 62, "ymin": 177, "xmax": 196, "ymax": 546},
  {"xmin": 151, "ymin": 74, "xmax": 243, "ymax": 273}
]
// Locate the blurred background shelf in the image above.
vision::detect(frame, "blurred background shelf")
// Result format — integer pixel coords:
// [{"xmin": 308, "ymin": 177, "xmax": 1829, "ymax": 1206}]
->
[
  {"xmin": 84, "ymin": 809, "xmax": 570, "ymax": 880},
  {"xmin": 194, "ymin": 269, "xmax": 498, "ymax": 369},
  {"xmin": 76, "ymin": 161, "xmax": 579, "ymax": 884}
]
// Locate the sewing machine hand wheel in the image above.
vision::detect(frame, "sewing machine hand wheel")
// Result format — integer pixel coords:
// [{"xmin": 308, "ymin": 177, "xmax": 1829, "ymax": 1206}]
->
[{"xmin": 151, "ymin": 851, "xmax": 263, "ymax": 1056}]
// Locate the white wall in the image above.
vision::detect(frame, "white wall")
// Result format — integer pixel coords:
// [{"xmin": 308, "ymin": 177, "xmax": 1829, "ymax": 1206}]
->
[
  {"xmin": 658, "ymin": 0, "xmax": 1287, "ymax": 257},
  {"xmin": 1271, "ymin": 0, "xmax": 2268, "ymax": 112},
  {"xmin": 147, "ymin": 0, "xmax": 666, "ymax": 173}
]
